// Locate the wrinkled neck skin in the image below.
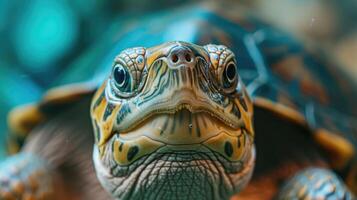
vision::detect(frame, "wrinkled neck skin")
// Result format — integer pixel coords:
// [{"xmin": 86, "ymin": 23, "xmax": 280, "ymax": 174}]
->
[
  {"xmin": 91, "ymin": 42, "xmax": 255, "ymax": 199},
  {"xmin": 93, "ymin": 145, "xmax": 255, "ymax": 200}
]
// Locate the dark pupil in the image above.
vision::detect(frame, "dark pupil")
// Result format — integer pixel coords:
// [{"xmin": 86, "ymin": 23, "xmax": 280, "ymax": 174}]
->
[
  {"xmin": 226, "ymin": 64, "xmax": 236, "ymax": 81},
  {"xmin": 114, "ymin": 67, "xmax": 126, "ymax": 86}
]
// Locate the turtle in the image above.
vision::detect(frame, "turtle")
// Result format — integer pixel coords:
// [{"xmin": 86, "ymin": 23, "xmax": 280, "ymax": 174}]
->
[{"xmin": 0, "ymin": 2, "xmax": 356, "ymax": 200}]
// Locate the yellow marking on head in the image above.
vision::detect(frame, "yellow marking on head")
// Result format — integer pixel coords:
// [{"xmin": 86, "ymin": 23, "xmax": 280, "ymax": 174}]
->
[
  {"xmin": 99, "ymin": 105, "xmax": 121, "ymax": 146},
  {"xmin": 145, "ymin": 42, "xmax": 175, "ymax": 66},
  {"xmin": 113, "ymin": 136, "xmax": 165, "ymax": 165},
  {"xmin": 91, "ymin": 83, "xmax": 106, "ymax": 108},
  {"xmin": 92, "ymin": 99, "xmax": 108, "ymax": 157},
  {"xmin": 236, "ymin": 90, "xmax": 254, "ymax": 137},
  {"xmin": 91, "ymin": 82, "xmax": 121, "ymax": 148},
  {"xmin": 98, "ymin": 145, "xmax": 106, "ymax": 158},
  {"xmin": 92, "ymin": 94, "xmax": 107, "ymax": 122},
  {"xmin": 203, "ymin": 130, "xmax": 250, "ymax": 161},
  {"xmin": 146, "ymin": 50, "xmax": 163, "ymax": 67},
  {"xmin": 92, "ymin": 97, "xmax": 121, "ymax": 147}
]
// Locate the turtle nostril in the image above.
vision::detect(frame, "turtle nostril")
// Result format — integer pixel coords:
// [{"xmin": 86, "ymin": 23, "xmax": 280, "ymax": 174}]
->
[
  {"xmin": 171, "ymin": 54, "xmax": 179, "ymax": 63},
  {"xmin": 185, "ymin": 53, "xmax": 192, "ymax": 62}
]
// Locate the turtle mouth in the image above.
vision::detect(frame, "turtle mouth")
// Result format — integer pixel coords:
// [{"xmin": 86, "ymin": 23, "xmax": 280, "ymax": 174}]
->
[
  {"xmin": 118, "ymin": 106, "xmax": 242, "ymax": 145},
  {"xmin": 150, "ymin": 102, "xmax": 237, "ymax": 126},
  {"xmin": 115, "ymin": 91, "xmax": 244, "ymax": 134}
]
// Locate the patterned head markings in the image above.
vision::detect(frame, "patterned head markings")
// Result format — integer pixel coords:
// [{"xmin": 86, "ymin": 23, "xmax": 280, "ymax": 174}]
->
[
  {"xmin": 91, "ymin": 42, "xmax": 254, "ymax": 167},
  {"xmin": 114, "ymin": 47, "xmax": 146, "ymax": 88},
  {"xmin": 204, "ymin": 44, "xmax": 254, "ymax": 134},
  {"xmin": 204, "ymin": 44, "xmax": 234, "ymax": 70}
]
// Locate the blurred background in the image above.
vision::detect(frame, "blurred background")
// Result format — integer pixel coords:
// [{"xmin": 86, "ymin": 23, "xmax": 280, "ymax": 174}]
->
[{"xmin": 0, "ymin": 0, "xmax": 356, "ymax": 158}]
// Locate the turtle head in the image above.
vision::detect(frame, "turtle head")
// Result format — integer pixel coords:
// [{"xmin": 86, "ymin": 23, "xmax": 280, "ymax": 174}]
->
[{"xmin": 91, "ymin": 42, "xmax": 255, "ymax": 199}]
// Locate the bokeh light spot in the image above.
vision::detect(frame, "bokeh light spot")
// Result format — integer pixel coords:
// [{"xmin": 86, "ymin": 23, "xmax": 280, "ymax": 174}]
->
[{"xmin": 13, "ymin": 0, "xmax": 78, "ymax": 70}]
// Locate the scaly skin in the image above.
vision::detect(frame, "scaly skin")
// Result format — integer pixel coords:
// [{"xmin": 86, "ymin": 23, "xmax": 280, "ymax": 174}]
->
[{"xmin": 91, "ymin": 42, "xmax": 255, "ymax": 199}]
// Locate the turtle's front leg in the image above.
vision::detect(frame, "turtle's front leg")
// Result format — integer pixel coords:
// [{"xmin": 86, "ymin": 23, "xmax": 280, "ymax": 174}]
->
[
  {"xmin": 277, "ymin": 168, "xmax": 355, "ymax": 200},
  {"xmin": 0, "ymin": 153, "xmax": 55, "ymax": 200}
]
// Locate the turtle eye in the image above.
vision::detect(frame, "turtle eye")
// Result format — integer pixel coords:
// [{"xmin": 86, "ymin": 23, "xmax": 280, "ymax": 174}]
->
[
  {"xmin": 112, "ymin": 64, "xmax": 132, "ymax": 94},
  {"xmin": 222, "ymin": 61, "xmax": 238, "ymax": 92},
  {"xmin": 225, "ymin": 62, "xmax": 237, "ymax": 84}
]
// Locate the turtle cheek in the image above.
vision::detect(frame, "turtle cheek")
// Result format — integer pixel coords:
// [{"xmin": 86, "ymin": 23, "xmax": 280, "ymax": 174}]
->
[
  {"xmin": 112, "ymin": 135, "xmax": 165, "ymax": 166},
  {"xmin": 203, "ymin": 130, "xmax": 252, "ymax": 162}
]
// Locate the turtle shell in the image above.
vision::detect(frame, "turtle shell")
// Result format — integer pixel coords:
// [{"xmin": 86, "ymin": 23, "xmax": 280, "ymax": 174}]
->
[{"xmin": 8, "ymin": 2, "xmax": 357, "ymax": 191}]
